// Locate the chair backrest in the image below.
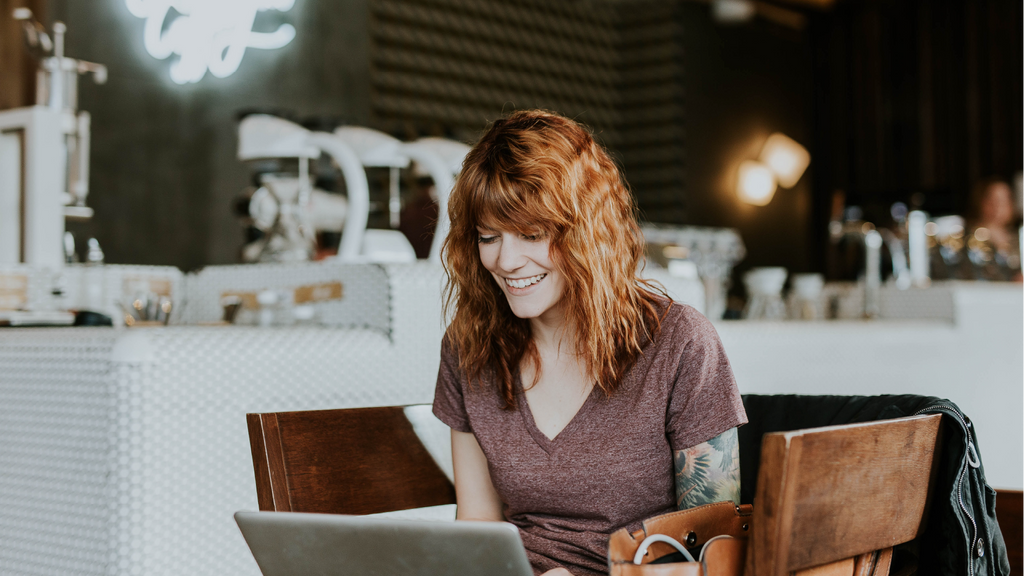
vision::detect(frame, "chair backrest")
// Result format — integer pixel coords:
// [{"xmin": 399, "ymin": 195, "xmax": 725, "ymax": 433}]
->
[
  {"xmin": 748, "ymin": 414, "xmax": 943, "ymax": 576},
  {"xmin": 246, "ymin": 406, "xmax": 456, "ymax": 515},
  {"xmin": 995, "ymin": 489, "xmax": 1023, "ymax": 575}
]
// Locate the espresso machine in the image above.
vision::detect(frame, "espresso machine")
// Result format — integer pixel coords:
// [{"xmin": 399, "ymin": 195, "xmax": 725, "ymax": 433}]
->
[
  {"xmin": 236, "ymin": 114, "xmax": 470, "ymax": 264},
  {"xmin": 0, "ymin": 9, "xmax": 106, "ymax": 267},
  {"xmin": 236, "ymin": 114, "xmax": 391, "ymax": 263}
]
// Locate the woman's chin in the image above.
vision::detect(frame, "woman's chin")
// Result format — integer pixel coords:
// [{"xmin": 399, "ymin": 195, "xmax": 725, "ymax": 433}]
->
[
  {"xmin": 507, "ymin": 305, "xmax": 543, "ymax": 319},
  {"xmin": 504, "ymin": 298, "xmax": 565, "ymax": 323}
]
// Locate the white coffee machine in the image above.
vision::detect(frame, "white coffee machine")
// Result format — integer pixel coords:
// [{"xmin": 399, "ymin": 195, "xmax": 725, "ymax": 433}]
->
[
  {"xmin": 236, "ymin": 115, "xmax": 470, "ymax": 264},
  {"xmin": 0, "ymin": 9, "xmax": 106, "ymax": 267}
]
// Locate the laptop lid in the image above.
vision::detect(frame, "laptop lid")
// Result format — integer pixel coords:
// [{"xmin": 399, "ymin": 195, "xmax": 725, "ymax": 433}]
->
[{"xmin": 234, "ymin": 511, "xmax": 534, "ymax": 576}]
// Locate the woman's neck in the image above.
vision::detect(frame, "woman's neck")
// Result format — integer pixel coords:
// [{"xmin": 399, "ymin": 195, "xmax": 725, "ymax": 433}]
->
[{"xmin": 529, "ymin": 305, "xmax": 571, "ymax": 353}]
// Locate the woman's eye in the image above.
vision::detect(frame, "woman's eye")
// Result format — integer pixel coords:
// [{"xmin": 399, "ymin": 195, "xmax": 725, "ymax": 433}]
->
[
  {"xmin": 521, "ymin": 233, "xmax": 544, "ymax": 242},
  {"xmin": 478, "ymin": 235, "xmax": 498, "ymax": 244}
]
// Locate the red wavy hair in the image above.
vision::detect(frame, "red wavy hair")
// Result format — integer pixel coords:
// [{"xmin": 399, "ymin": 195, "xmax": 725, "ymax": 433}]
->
[{"xmin": 442, "ymin": 110, "xmax": 666, "ymax": 408}]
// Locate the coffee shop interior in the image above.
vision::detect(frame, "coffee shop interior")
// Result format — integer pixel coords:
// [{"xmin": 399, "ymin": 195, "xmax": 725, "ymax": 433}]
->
[{"xmin": 0, "ymin": 0, "xmax": 1021, "ymax": 574}]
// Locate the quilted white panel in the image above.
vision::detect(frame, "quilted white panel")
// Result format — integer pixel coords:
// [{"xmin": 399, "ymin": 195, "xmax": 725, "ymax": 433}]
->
[
  {"xmin": 0, "ymin": 262, "xmax": 451, "ymax": 576},
  {"xmin": 0, "ymin": 328, "xmax": 118, "ymax": 576},
  {"xmin": 178, "ymin": 262, "xmax": 391, "ymax": 332}
]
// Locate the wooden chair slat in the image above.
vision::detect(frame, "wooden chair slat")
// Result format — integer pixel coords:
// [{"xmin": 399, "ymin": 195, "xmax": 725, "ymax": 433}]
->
[
  {"xmin": 995, "ymin": 489, "xmax": 1023, "ymax": 575},
  {"xmin": 246, "ymin": 406, "xmax": 456, "ymax": 516},
  {"xmin": 749, "ymin": 414, "xmax": 943, "ymax": 576}
]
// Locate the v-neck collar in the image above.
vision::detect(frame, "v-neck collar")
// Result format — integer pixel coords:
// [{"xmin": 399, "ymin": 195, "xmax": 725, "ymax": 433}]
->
[{"xmin": 516, "ymin": 373, "xmax": 601, "ymax": 454}]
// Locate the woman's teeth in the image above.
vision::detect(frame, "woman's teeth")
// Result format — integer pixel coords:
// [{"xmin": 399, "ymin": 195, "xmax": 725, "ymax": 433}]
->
[{"xmin": 505, "ymin": 274, "xmax": 547, "ymax": 289}]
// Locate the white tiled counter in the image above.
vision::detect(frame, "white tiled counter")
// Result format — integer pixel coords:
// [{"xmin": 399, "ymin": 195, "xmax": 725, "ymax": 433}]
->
[
  {"xmin": 716, "ymin": 281, "xmax": 1023, "ymax": 490},
  {"xmin": 0, "ymin": 326, "xmax": 414, "ymax": 576},
  {"xmin": 0, "ymin": 263, "xmax": 451, "ymax": 576}
]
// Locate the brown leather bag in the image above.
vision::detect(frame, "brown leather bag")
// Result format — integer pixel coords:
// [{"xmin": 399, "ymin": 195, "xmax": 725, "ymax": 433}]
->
[{"xmin": 607, "ymin": 501, "xmax": 752, "ymax": 576}]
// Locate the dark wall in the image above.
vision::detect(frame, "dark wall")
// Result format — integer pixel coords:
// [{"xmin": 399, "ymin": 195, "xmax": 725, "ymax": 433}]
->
[
  {"xmin": 674, "ymin": 5, "xmax": 815, "ymax": 282},
  {"xmin": 51, "ymin": 0, "xmax": 372, "ymax": 270},
  {"xmin": 52, "ymin": 0, "xmax": 802, "ymax": 272},
  {"xmin": 809, "ymin": 0, "xmax": 1024, "ymax": 273},
  {"xmin": 0, "ymin": 0, "xmax": 46, "ymax": 109}
]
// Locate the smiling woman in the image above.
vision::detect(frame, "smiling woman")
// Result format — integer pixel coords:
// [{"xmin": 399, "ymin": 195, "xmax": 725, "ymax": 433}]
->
[
  {"xmin": 442, "ymin": 110, "xmax": 665, "ymax": 408},
  {"xmin": 432, "ymin": 110, "xmax": 747, "ymax": 576},
  {"xmin": 474, "ymin": 229, "xmax": 565, "ymax": 322}
]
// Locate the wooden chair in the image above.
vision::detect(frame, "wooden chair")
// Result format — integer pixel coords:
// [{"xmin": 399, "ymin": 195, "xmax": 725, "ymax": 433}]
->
[
  {"xmin": 246, "ymin": 406, "xmax": 456, "ymax": 515},
  {"xmin": 747, "ymin": 414, "xmax": 943, "ymax": 576},
  {"xmin": 995, "ymin": 490, "xmax": 1023, "ymax": 575},
  {"xmin": 245, "ymin": 407, "xmax": 943, "ymax": 576}
]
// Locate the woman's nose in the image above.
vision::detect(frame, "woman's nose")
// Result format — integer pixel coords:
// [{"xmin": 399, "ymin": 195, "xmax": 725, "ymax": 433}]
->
[{"xmin": 497, "ymin": 235, "xmax": 527, "ymax": 271}]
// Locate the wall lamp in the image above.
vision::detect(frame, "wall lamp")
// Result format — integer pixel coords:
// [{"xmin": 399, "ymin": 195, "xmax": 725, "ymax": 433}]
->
[{"xmin": 736, "ymin": 132, "xmax": 810, "ymax": 206}]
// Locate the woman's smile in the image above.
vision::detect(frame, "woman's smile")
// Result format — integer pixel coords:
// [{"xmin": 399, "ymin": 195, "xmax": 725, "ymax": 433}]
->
[{"xmin": 504, "ymin": 273, "xmax": 548, "ymax": 292}]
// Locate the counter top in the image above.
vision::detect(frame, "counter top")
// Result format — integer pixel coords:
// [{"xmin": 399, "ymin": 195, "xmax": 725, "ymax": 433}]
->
[{"xmin": 714, "ymin": 281, "xmax": 1022, "ymax": 490}]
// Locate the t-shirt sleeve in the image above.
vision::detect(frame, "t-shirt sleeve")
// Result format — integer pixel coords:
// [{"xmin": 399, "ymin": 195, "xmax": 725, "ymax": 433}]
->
[
  {"xmin": 432, "ymin": 336, "xmax": 473, "ymax": 433},
  {"xmin": 665, "ymin": 307, "xmax": 747, "ymax": 451}
]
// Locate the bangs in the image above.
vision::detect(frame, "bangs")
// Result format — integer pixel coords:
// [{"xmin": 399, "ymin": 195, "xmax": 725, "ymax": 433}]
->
[{"xmin": 467, "ymin": 171, "xmax": 561, "ymax": 235}]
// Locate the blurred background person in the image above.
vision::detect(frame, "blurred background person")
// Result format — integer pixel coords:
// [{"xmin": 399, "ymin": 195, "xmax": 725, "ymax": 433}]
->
[
  {"xmin": 400, "ymin": 169, "xmax": 440, "ymax": 260},
  {"xmin": 964, "ymin": 177, "xmax": 1022, "ymax": 282}
]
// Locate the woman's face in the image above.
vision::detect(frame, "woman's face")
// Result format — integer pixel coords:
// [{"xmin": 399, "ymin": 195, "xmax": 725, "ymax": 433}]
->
[
  {"xmin": 476, "ymin": 226, "xmax": 566, "ymax": 324},
  {"xmin": 981, "ymin": 182, "xmax": 1015, "ymax": 228}
]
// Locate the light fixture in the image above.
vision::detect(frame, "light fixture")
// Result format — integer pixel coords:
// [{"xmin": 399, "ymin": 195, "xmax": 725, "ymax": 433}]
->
[
  {"xmin": 759, "ymin": 132, "xmax": 810, "ymax": 188},
  {"xmin": 711, "ymin": 0, "xmax": 756, "ymax": 23},
  {"xmin": 125, "ymin": 0, "xmax": 297, "ymax": 85},
  {"xmin": 736, "ymin": 160, "xmax": 777, "ymax": 206}
]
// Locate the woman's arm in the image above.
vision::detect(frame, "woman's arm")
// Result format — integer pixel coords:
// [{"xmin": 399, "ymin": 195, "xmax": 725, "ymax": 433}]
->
[
  {"xmin": 673, "ymin": 427, "xmax": 740, "ymax": 509},
  {"xmin": 451, "ymin": 429, "xmax": 504, "ymax": 521}
]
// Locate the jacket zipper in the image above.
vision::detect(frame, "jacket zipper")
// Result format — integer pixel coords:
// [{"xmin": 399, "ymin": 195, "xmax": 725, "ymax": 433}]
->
[{"xmin": 915, "ymin": 404, "xmax": 977, "ymax": 576}]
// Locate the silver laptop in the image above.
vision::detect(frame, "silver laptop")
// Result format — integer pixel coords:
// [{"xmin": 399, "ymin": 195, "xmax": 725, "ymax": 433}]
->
[{"xmin": 234, "ymin": 511, "xmax": 534, "ymax": 576}]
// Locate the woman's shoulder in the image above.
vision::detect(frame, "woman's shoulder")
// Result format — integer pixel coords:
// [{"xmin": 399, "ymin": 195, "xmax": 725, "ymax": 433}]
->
[
  {"xmin": 438, "ymin": 329, "xmax": 491, "ymax": 388},
  {"xmin": 439, "ymin": 328, "xmax": 467, "ymax": 372},
  {"xmin": 440, "ymin": 327, "xmax": 457, "ymax": 353},
  {"xmin": 655, "ymin": 296, "xmax": 715, "ymax": 330},
  {"xmin": 652, "ymin": 298, "xmax": 721, "ymax": 347}
]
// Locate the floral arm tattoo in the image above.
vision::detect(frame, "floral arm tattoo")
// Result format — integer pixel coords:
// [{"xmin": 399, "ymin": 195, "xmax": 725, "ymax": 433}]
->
[{"xmin": 673, "ymin": 427, "xmax": 740, "ymax": 509}]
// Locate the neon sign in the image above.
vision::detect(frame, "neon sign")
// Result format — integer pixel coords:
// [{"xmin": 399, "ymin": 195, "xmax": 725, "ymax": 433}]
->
[{"xmin": 125, "ymin": 0, "xmax": 297, "ymax": 84}]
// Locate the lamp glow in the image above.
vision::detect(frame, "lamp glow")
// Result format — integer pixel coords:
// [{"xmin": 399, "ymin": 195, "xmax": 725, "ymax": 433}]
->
[
  {"xmin": 759, "ymin": 133, "xmax": 810, "ymax": 188},
  {"xmin": 737, "ymin": 160, "xmax": 777, "ymax": 206},
  {"xmin": 125, "ymin": 0, "xmax": 297, "ymax": 84}
]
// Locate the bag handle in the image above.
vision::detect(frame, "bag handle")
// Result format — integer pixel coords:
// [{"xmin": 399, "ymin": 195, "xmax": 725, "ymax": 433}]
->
[
  {"xmin": 633, "ymin": 534, "xmax": 696, "ymax": 564},
  {"xmin": 697, "ymin": 535, "xmax": 736, "ymax": 563}
]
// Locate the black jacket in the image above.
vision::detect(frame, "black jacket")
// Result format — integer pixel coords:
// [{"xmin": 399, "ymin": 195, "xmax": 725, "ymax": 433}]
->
[{"xmin": 738, "ymin": 394, "xmax": 1009, "ymax": 576}]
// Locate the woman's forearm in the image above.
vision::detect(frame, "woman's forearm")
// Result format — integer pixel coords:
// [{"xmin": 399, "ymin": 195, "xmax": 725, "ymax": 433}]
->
[{"xmin": 451, "ymin": 429, "xmax": 505, "ymax": 521}]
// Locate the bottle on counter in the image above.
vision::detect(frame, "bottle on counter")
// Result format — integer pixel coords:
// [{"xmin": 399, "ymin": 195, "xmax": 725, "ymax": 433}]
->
[
  {"xmin": 907, "ymin": 210, "xmax": 931, "ymax": 287},
  {"xmin": 788, "ymin": 273, "xmax": 825, "ymax": 320},
  {"xmin": 743, "ymin": 267, "xmax": 788, "ymax": 321},
  {"xmin": 80, "ymin": 237, "xmax": 106, "ymax": 312}
]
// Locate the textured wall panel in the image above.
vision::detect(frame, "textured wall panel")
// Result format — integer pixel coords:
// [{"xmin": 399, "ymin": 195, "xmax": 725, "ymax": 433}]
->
[
  {"xmin": 369, "ymin": 0, "xmax": 618, "ymax": 139},
  {"xmin": 370, "ymin": 0, "xmax": 687, "ymax": 218}
]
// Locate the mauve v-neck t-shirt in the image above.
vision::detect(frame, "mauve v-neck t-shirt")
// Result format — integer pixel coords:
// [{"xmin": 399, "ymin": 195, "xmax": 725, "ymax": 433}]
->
[{"xmin": 432, "ymin": 302, "xmax": 746, "ymax": 576}]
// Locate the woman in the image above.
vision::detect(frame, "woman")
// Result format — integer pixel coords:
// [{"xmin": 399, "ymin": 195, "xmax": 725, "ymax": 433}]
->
[
  {"xmin": 964, "ymin": 177, "xmax": 1022, "ymax": 281},
  {"xmin": 432, "ymin": 110, "xmax": 746, "ymax": 576}
]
